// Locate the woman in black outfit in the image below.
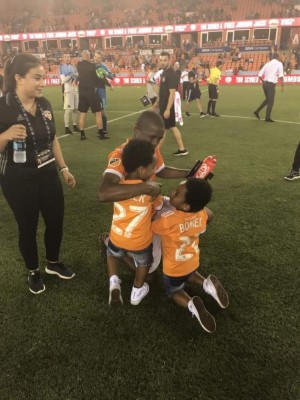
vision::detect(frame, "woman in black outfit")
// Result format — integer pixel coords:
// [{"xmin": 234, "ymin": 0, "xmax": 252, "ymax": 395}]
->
[{"xmin": 0, "ymin": 54, "xmax": 76, "ymax": 294}]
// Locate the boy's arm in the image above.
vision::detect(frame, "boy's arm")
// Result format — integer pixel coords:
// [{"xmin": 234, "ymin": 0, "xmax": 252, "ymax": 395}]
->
[{"xmin": 98, "ymin": 173, "xmax": 161, "ymax": 202}]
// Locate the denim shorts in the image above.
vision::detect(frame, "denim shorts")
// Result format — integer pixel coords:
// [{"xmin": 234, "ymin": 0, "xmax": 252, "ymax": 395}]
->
[
  {"xmin": 107, "ymin": 240, "xmax": 153, "ymax": 267},
  {"xmin": 163, "ymin": 270, "xmax": 197, "ymax": 297}
]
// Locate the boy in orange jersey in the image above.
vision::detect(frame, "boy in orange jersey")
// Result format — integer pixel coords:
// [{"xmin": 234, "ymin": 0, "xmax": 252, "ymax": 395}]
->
[
  {"xmin": 107, "ymin": 139, "xmax": 163, "ymax": 307},
  {"xmin": 152, "ymin": 178, "xmax": 229, "ymax": 333}
]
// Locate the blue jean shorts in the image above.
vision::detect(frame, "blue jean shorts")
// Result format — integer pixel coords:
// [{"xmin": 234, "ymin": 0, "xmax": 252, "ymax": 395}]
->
[
  {"xmin": 107, "ymin": 240, "xmax": 153, "ymax": 267},
  {"xmin": 163, "ymin": 270, "xmax": 197, "ymax": 297}
]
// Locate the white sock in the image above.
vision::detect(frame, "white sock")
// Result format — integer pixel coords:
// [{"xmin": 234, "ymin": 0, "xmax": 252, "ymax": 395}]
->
[
  {"xmin": 109, "ymin": 275, "xmax": 120, "ymax": 287},
  {"xmin": 72, "ymin": 110, "xmax": 79, "ymax": 125},
  {"xmin": 64, "ymin": 109, "xmax": 72, "ymax": 127}
]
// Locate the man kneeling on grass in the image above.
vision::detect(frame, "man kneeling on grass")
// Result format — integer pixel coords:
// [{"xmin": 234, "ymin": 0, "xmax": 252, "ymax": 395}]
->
[
  {"xmin": 106, "ymin": 139, "xmax": 163, "ymax": 306},
  {"xmin": 152, "ymin": 178, "xmax": 229, "ymax": 333}
]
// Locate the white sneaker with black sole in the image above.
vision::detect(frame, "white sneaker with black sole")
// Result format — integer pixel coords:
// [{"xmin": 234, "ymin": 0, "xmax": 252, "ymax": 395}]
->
[
  {"xmin": 188, "ymin": 296, "xmax": 216, "ymax": 333},
  {"xmin": 130, "ymin": 282, "xmax": 149, "ymax": 305},
  {"xmin": 203, "ymin": 274, "xmax": 229, "ymax": 309}
]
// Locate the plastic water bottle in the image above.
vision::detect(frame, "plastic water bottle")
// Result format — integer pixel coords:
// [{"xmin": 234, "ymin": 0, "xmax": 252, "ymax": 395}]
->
[{"xmin": 13, "ymin": 140, "xmax": 26, "ymax": 163}]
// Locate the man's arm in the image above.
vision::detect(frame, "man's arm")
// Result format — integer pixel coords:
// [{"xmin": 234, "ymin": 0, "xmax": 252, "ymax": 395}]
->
[
  {"xmin": 98, "ymin": 172, "xmax": 161, "ymax": 202},
  {"xmin": 157, "ymin": 166, "xmax": 189, "ymax": 179}
]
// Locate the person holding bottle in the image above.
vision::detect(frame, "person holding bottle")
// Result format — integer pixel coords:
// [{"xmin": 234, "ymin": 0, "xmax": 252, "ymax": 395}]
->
[{"xmin": 0, "ymin": 54, "xmax": 76, "ymax": 294}]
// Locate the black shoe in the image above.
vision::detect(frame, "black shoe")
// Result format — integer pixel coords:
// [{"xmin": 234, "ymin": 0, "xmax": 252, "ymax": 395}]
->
[
  {"xmin": 265, "ymin": 119, "xmax": 275, "ymax": 122},
  {"xmin": 28, "ymin": 270, "xmax": 45, "ymax": 294},
  {"xmin": 99, "ymin": 135, "xmax": 109, "ymax": 140},
  {"xmin": 65, "ymin": 127, "xmax": 73, "ymax": 134},
  {"xmin": 200, "ymin": 112, "xmax": 206, "ymax": 118},
  {"xmin": 253, "ymin": 111, "xmax": 260, "ymax": 120},
  {"xmin": 284, "ymin": 170, "xmax": 300, "ymax": 181},
  {"xmin": 80, "ymin": 133, "xmax": 86, "ymax": 140},
  {"xmin": 185, "ymin": 112, "xmax": 191, "ymax": 117},
  {"xmin": 173, "ymin": 149, "xmax": 189, "ymax": 156},
  {"xmin": 211, "ymin": 113, "xmax": 220, "ymax": 117},
  {"xmin": 45, "ymin": 262, "xmax": 75, "ymax": 279},
  {"xmin": 73, "ymin": 125, "xmax": 79, "ymax": 132}
]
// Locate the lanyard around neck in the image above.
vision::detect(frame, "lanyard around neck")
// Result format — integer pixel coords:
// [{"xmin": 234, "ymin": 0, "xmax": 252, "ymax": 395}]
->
[{"xmin": 14, "ymin": 93, "xmax": 52, "ymax": 151}]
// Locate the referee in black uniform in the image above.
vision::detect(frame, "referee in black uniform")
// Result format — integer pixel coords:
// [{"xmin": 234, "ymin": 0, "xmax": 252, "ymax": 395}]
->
[{"xmin": 77, "ymin": 50, "xmax": 104, "ymax": 140}]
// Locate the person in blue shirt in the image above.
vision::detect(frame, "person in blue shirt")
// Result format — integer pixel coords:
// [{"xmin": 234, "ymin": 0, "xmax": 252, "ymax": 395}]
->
[
  {"xmin": 59, "ymin": 54, "xmax": 79, "ymax": 134},
  {"xmin": 94, "ymin": 51, "xmax": 115, "ymax": 138}
]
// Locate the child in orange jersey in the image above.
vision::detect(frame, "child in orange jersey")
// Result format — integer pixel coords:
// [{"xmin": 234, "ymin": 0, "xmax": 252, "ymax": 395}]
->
[
  {"xmin": 107, "ymin": 139, "xmax": 163, "ymax": 307},
  {"xmin": 152, "ymin": 178, "xmax": 229, "ymax": 333}
]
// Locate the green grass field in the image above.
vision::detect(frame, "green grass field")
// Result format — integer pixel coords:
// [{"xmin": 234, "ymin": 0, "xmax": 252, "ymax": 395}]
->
[{"xmin": 1, "ymin": 85, "xmax": 299, "ymax": 400}]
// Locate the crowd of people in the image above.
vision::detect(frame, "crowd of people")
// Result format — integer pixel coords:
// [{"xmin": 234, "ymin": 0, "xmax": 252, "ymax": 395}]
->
[{"xmin": 0, "ymin": 0, "xmax": 299, "ymax": 33}]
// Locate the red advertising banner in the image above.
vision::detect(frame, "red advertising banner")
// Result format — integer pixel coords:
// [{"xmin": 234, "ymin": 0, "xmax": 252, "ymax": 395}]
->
[
  {"xmin": 2, "ymin": 18, "xmax": 300, "ymax": 41},
  {"xmin": 44, "ymin": 75, "xmax": 300, "ymax": 87}
]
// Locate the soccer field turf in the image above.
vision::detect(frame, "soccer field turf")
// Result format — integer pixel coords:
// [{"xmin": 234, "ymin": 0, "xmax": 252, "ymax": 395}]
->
[{"xmin": 1, "ymin": 85, "xmax": 299, "ymax": 399}]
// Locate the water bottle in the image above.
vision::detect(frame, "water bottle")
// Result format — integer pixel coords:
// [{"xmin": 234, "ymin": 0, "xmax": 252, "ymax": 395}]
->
[{"xmin": 13, "ymin": 140, "xmax": 26, "ymax": 163}]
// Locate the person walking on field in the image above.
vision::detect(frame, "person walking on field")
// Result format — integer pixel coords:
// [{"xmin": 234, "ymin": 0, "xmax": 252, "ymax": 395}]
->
[
  {"xmin": 254, "ymin": 53, "xmax": 284, "ymax": 122},
  {"xmin": 153, "ymin": 51, "xmax": 188, "ymax": 156}
]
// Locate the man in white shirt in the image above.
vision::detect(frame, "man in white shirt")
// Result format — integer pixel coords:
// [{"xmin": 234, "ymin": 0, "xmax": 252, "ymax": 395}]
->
[
  {"xmin": 146, "ymin": 63, "xmax": 158, "ymax": 105},
  {"xmin": 59, "ymin": 53, "xmax": 79, "ymax": 134},
  {"xmin": 254, "ymin": 53, "xmax": 284, "ymax": 122}
]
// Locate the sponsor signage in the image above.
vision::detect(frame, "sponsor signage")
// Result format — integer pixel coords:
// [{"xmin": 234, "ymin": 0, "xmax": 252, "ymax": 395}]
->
[
  {"xmin": 197, "ymin": 45, "xmax": 272, "ymax": 54},
  {"xmin": 1, "ymin": 18, "xmax": 300, "ymax": 41},
  {"xmin": 44, "ymin": 75, "xmax": 300, "ymax": 87}
]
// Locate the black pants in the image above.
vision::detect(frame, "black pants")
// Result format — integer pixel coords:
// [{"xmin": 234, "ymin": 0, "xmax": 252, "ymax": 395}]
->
[
  {"xmin": 0, "ymin": 167, "xmax": 64, "ymax": 270},
  {"xmin": 292, "ymin": 142, "xmax": 300, "ymax": 171},
  {"xmin": 256, "ymin": 81, "xmax": 276, "ymax": 120}
]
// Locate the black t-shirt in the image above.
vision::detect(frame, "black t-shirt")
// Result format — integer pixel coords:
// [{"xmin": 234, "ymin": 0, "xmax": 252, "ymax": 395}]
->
[
  {"xmin": 0, "ymin": 93, "xmax": 56, "ymax": 171},
  {"xmin": 159, "ymin": 67, "xmax": 178, "ymax": 111},
  {"xmin": 77, "ymin": 60, "xmax": 99, "ymax": 90},
  {"xmin": 175, "ymin": 69, "xmax": 181, "ymax": 88}
]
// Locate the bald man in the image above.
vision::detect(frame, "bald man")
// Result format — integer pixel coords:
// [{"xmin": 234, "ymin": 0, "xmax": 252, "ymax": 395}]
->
[{"xmin": 77, "ymin": 50, "xmax": 104, "ymax": 140}]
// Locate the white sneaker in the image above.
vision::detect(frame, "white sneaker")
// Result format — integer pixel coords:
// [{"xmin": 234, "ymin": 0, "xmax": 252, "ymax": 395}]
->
[
  {"xmin": 203, "ymin": 275, "xmax": 229, "ymax": 309},
  {"xmin": 188, "ymin": 296, "xmax": 216, "ymax": 333},
  {"xmin": 109, "ymin": 278, "xmax": 123, "ymax": 307},
  {"xmin": 130, "ymin": 282, "xmax": 149, "ymax": 305}
]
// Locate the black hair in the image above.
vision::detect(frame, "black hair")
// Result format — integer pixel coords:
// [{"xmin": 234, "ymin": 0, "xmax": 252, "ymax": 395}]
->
[
  {"xmin": 135, "ymin": 110, "xmax": 165, "ymax": 132},
  {"xmin": 272, "ymin": 53, "xmax": 279, "ymax": 60},
  {"xmin": 216, "ymin": 60, "xmax": 223, "ymax": 68},
  {"xmin": 122, "ymin": 139, "xmax": 155, "ymax": 173},
  {"xmin": 185, "ymin": 178, "xmax": 212, "ymax": 212},
  {"xmin": 160, "ymin": 51, "xmax": 171, "ymax": 59},
  {"xmin": 3, "ymin": 53, "xmax": 42, "ymax": 94}
]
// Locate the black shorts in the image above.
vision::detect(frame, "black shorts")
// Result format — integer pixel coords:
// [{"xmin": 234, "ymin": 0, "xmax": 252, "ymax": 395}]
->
[
  {"xmin": 159, "ymin": 105, "xmax": 176, "ymax": 129},
  {"xmin": 186, "ymin": 85, "xmax": 201, "ymax": 102},
  {"xmin": 208, "ymin": 84, "xmax": 218, "ymax": 100},
  {"xmin": 78, "ymin": 88, "xmax": 102, "ymax": 113}
]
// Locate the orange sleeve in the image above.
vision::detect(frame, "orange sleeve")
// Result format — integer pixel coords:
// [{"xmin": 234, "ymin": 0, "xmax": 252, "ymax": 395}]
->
[{"xmin": 103, "ymin": 147, "xmax": 126, "ymax": 179}]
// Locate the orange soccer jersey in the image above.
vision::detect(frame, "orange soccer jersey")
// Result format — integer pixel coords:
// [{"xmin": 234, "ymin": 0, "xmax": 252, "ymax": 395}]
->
[
  {"xmin": 152, "ymin": 208, "xmax": 208, "ymax": 277},
  {"xmin": 109, "ymin": 180, "xmax": 163, "ymax": 251},
  {"xmin": 104, "ymin": 139, "xmax": 165, "ymax": 180}
]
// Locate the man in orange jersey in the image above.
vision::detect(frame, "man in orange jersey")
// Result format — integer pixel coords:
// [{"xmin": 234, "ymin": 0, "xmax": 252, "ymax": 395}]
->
[
  {"xmin": 98, "ymin": 110, "xmax": 189, "ymax": 203},
  {"xmin": 106, "ymin": 140, "xmax": 163, "ymax": 306},
  {"xmin": 152, "ymin": 178, "xmax": 229, "ymax": 333}
]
